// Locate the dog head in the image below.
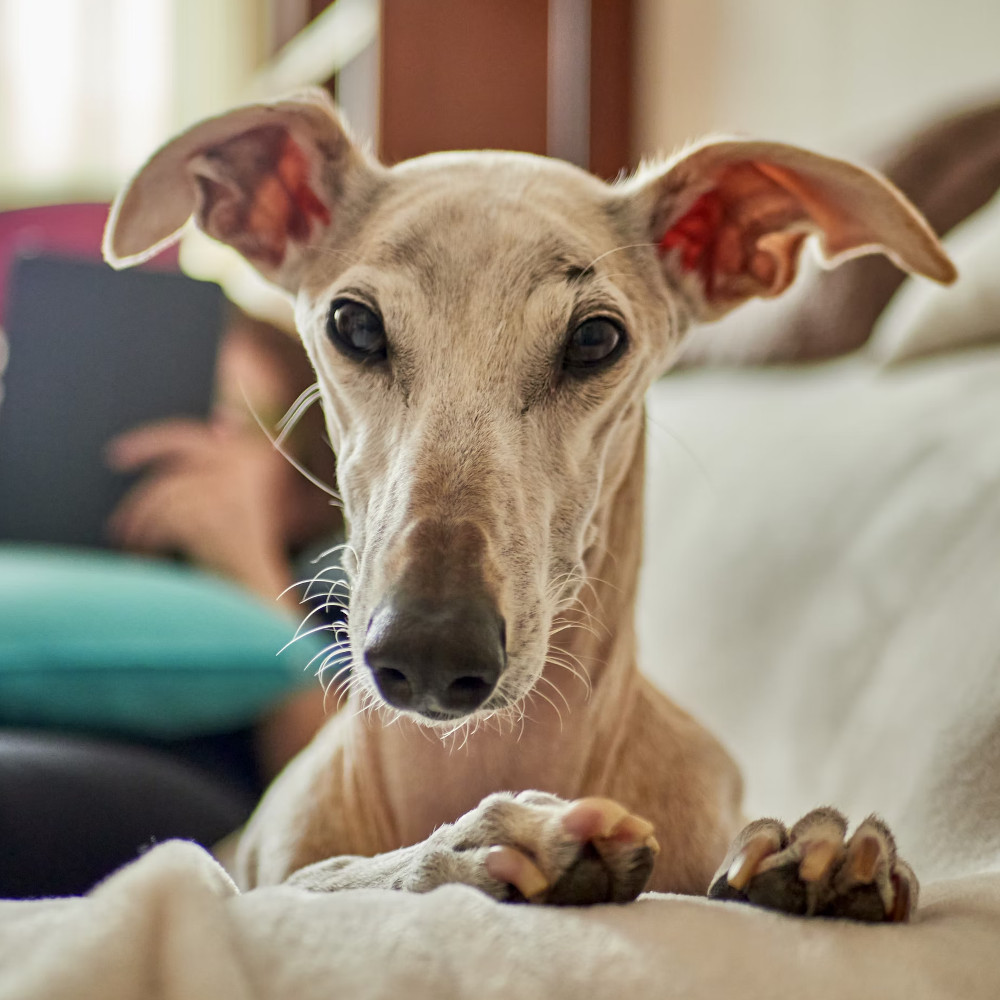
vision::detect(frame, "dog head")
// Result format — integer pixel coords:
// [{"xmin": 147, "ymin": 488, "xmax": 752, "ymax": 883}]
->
[{"xmin": 105, "ymin": 89, "xmax": 954, "ymax": 726}]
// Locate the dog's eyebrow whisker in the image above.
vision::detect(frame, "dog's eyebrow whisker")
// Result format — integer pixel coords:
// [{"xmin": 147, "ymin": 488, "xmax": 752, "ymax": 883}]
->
[{"xmin": 580, "ymin": 240, "xmax": 658, "ymax": 277}]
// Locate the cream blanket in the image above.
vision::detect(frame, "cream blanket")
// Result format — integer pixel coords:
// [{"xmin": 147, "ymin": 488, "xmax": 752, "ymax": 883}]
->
[{"xmin": 1, "ymin": 839, "xmax": 998, "ymax": 1000}]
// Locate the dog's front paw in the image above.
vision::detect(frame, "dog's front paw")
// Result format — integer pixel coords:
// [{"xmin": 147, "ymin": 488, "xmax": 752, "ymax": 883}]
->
[
  {"xmin": 443, "ymin": 791, "xmax": 659, "ymax": 905},
  {"xmin": 708, "ymin": 808, "xmax": 917, "ymax": 922}
]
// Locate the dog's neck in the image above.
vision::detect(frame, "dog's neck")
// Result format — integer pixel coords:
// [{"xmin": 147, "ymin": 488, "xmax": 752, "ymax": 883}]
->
[{"xmin": 342, "ymin": 415, "xmax": 649, "ymax": 847}]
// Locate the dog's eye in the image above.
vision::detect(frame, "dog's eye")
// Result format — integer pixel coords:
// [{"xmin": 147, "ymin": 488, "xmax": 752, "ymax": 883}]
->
[
  {"xmin": 327, "ymin": 301, "xmax": 388, "ymax": 362},
  {"xmin": 563, "ymin": 318, "xmax": 626, "ymax": 373}
]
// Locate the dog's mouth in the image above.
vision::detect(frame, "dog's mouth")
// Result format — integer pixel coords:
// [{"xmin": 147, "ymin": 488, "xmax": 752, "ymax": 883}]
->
[
  {"xmin": 417, "ymin": 708, "xmax": 465, "ymax": 723},
  {"xmin": 401, "ymin": 695, "xmax": 520, "ymax": 728}
]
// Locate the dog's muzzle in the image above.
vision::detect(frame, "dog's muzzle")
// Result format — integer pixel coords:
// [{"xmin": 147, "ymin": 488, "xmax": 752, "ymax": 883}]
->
[{"xmin": 364, "ymin": 588, "xmax": 506, "ymax": 719}]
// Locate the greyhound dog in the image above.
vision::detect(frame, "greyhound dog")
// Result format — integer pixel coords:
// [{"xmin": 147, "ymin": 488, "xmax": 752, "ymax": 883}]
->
[{"xmin": 104, "ymin": 88, "xmax": 954, "ymax": 918}]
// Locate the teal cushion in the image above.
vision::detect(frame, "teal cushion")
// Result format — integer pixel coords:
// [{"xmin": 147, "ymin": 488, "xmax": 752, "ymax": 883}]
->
[{"xmin": 0, "ymin": 545, "xmax": 329, "ymax": 738}]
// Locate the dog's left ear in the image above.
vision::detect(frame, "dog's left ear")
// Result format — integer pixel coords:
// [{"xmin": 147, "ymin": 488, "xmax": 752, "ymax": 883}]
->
[
  {"xmin": 104, "ymin": 88, "xmax": 375, "ymax": 291},
  {"xmin": 624, "ymin": 139, "xmax": 957, "ymax": 322}
]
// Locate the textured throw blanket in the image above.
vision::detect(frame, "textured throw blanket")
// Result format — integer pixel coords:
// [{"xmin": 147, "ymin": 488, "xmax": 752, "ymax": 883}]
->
[{"xmin": 1, "ymin": 839, "xmax": 998, "ymax": 1000}]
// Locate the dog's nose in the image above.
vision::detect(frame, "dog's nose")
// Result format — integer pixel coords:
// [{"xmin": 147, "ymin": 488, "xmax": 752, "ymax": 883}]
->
[{"xmin": 364, "ymin": 590, "xmax": 506, "ymax": 718}]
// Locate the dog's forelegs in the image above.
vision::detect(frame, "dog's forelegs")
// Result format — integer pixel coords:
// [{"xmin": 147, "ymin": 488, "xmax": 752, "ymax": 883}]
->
[{"xmin": 288, "ymin": 791, "xmax": 658, "ymax": 905}]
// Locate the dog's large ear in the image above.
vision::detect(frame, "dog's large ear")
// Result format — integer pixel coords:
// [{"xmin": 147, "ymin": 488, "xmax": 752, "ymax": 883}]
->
[
  {"xmin": 623, "ymin": 139, "xmax": 957, "ymax": 322},
  {"xmin": 104, "ymin": 88, "xmax": 373, "ymax": 291}
]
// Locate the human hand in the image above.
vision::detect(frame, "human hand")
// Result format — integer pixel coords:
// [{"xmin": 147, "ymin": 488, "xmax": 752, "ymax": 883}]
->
[{"xmin": 106, "ymin": 418, "xmax": 296, "ymax": 602}]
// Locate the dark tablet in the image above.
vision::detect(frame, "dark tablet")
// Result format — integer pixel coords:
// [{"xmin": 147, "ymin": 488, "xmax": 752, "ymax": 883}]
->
[{"xmin": 0, "ymin": 254, "xmax": 225, "ymax": 548}]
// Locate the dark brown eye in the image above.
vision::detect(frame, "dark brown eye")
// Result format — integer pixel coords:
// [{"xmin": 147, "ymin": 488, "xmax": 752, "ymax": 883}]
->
[
  {"xmin": 327, "ymin": 300, "xmax": 387, "ymax": 362},
  {"xmin": 563, "ymin": 317, "xmax": 626, "ymax": 373}
]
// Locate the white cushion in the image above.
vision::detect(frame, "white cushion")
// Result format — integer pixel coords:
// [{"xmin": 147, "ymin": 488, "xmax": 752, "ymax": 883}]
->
[
  {"xmin": 640, "ymin": 350, "xmax": 1000, "ymax": 881},
  {"xmin": 869, "ymin": 189, "xmax": 1000, "ymax": 364}
]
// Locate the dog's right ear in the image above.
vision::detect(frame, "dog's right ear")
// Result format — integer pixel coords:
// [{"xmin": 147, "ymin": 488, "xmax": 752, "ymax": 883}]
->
[{"xmin": 104, "ymin": 88, "xmax": 374, "ymax": 292}]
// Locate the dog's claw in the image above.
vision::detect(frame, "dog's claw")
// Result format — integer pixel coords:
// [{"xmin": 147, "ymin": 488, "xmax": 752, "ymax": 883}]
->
[
  {"xmin": 799, "ymin": 838, "xmax": 841, "ymax": 884},
  {"xmin": 890, "ymin": 870, "xmax": 913, "ymax": 923},
  {"xmin": 611, "ymin": 813, "xmax": 656, "ymax": 843},
  {"xmin": 845, "ymin": 832, "xmax": 882, "ymax": 884},
  {"xmin": 727, "ymin": 833, "xmax": 778, "ymax": 891},
  {"xmin": 486, "ymin": 845, "xmax": 549, "ymax": 899},
  {"xmin": 561, "ymin": 797, "xmax": 630, "ymax": 841}
]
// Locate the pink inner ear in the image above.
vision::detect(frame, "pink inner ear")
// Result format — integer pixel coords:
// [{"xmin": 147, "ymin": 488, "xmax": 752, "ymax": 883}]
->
[
  {"xmin": 657, "ymin": 163, "xmax": 810, "ymax": 306},
  {"xmin": 196, "ymin": 126, "xmax": 332, "ymax": 271},
  {"xmin": 243, "ymin": 134, "xmax": 331, "ymax": 267},
  {"xmin": 274, "ymin": 134, "xmax": 332, "ymax": 239},
  {"xmin": 658, "ymin": 190, "xmax": 727, "ymax": 299}
]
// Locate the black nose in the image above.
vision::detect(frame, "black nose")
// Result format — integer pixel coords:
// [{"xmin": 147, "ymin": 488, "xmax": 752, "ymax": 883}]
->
[{"xmin": 364, "ymin": 590, "xmax": 506, "ymax": 718}]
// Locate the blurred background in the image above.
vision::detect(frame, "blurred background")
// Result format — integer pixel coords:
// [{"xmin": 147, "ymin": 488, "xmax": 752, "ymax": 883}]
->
[
  {"xmin": 2, "ymin": 0, "xmax": 1000, "ymax": 204},
  {"xmin": 1, "ymin": 0, "xmax": 998, "ymax": 325},
  {"xmin": 3, "ymin": 0, "xmax": 999, "ymax": 320}
]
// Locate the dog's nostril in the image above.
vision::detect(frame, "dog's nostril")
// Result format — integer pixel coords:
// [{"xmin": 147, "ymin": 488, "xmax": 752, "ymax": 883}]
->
[
  {"xmin": 372, "ymin": 667, "xmax": 414, "ymax": 707},
  {"xmin": 498, "ymin": 617, "xmax": 507, "ymax": 650},
  {"xmin": 442, "ymin": 675, "xmax": 495, "ymax": 712}
]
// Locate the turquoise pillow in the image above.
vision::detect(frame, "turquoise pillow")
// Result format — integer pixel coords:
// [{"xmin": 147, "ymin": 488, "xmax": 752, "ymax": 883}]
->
[{"xmin": 0, "ymin": 545, "xmax": 330, "ymax": 738}]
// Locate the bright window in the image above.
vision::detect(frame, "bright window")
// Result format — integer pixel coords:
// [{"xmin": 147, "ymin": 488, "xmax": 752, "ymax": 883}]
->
[{"xmin": 0, "ymin": 0, "xmax": 172, "ymax": 202}]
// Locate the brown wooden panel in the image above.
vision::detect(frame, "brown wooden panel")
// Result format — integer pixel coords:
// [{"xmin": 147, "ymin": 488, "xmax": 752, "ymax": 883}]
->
[
  {"xmin": 589, "ymin": 0, "xmax": 633, "ymax": 178},
  {"xmin": 380, "ymin": 0, "xmax": 549, "ymax": 162}
]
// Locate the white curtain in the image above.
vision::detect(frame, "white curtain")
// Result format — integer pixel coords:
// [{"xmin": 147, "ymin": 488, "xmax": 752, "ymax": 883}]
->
[{"xmin": 0, "ymin": 0, "xmax": 267, "ymax": 207}]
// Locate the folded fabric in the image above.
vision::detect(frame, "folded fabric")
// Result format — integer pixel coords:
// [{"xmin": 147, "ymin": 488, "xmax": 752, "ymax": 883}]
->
[
  {"xmin": 1, "ymin": 839, "xmax": 999, "ymax": 1000},
  {"xmin": 0, "ymin": 545, "xmax": 328, "ymax": 738}
]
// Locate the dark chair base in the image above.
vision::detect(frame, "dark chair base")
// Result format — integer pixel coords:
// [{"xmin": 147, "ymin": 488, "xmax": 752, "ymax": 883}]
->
[{"xmin": 0, "ymin": 730, "xmax": 259, "ymax": 898}]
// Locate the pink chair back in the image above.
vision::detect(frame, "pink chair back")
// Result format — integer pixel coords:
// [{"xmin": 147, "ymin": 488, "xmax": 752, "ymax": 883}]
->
[{"xmin": 0, "ymin": 203, "xmax": 180, "ymax": 323}]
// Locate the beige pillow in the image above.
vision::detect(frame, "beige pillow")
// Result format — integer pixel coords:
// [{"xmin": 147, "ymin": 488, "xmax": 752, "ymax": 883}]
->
[{"xmin": 869, "ymin": 189, "xmax": 1000, "ymax": 364}]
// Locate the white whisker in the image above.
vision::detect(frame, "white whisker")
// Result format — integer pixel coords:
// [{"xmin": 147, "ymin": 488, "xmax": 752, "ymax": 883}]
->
[{"xmin": 239, "ymin": 383, "xmax": 344, "ymax": 505}]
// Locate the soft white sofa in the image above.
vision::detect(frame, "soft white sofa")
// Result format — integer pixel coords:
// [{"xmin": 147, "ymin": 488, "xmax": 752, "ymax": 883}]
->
[
  {"xmin": 641, "ymin": 344, "xmax": 1000, "ymax": 886},
  {"xmin": 641, "ymin": 186, "xmax": 1000, "ymax": 892}
]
